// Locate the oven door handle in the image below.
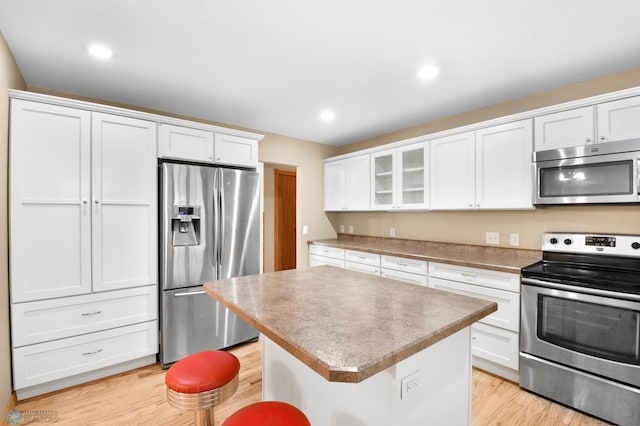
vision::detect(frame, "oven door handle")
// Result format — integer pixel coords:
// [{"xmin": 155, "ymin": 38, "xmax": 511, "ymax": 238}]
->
[{"xmin": 522, "ymin": 277, "xmax": 640, "ymax": 302}]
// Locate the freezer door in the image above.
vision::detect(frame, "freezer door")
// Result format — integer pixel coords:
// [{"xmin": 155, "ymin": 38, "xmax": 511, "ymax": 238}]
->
[
  {"xmin": 160, "ymin": 162, "xmax": 215, "ymax": 290},
  {"xmin": 216, "ymin": 169, "xmax": 261, "ymax": 279},
  {"xmin": 160, "ymin": 286, "xmax": 258, "ymax": 367}
]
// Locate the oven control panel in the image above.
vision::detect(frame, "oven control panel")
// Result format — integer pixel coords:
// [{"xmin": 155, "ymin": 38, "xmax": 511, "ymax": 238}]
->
[{"xmin": 543, "ymin": 232, "xmax": 640, "ymax": 257}]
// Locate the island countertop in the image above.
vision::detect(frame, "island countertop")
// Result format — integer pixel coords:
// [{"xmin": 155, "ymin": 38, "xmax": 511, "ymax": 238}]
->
[{"xmin": 204, "ymin": 266, "xmax": 497, "ymax": 383}]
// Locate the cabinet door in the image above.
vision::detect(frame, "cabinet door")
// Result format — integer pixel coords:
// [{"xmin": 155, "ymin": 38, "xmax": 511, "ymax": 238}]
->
[
  {"xmin": 475, "ymin": 119, "xmax": 533, "ymax": 209},
  {"xmin": 157, "ymin": 123, "xmax": 214, "ymax": 162},
  {"xmin": 214, "ymin": 133, "xmax": 258, "ymax": 167},
  {"xmin": 397, "ymin": 142, "xmax": 429, "ymax": 209},
  {"xmin": 345, "ymin": 155, "xmax": 370, "ymax": 210},
  {"xmin": 597, "ymin": 96, "xmax": 640, "ymax": 143},
  {"xmin": 324, "ymin": 160, "xmax": 346, "ymax": 211},
  {"xmin": 430, "ymin": 131, "xmax": 475, "ymax": 209},
  {"xmin": 92, "ymin": 113, "xmax": 157, "ymax": 292},
  {"xmin": 371, "ymin": 149, "xmax": 396, "ymax": 210},
  {"xmin": 534, "ymin": 106, "xmax": 594, "ymax": 151},
  {"xmin": 9, "ymin": 100, "xmax": 92, "ymax": 302}
]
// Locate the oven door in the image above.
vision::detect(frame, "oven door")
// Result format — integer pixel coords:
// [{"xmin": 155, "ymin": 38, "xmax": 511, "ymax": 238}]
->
[
  {"xmin": 533, "ymin": 150, "xmax": 640, "ymax": 204},
  {"xmin": 521, "ymin": 279, "xmax": 640, "ymax": 388}
]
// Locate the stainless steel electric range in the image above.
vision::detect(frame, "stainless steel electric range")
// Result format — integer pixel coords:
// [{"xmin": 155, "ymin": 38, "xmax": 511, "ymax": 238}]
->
[{"xmin": 520, "ymin": 232, "xmax": 640, "ymax": 425}]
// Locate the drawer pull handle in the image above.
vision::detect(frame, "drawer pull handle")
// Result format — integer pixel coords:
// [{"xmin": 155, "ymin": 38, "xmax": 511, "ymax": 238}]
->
[
  {"xmin": 396, "ymin": 263, "xmax": 408, "ymax": 267},
  {"xmin": 462, "ymin": 273, "xmax": 477, "ymax": 279},
  {"xmin": 174, "ymin": 290, "xmax": 206, "ymax": 297},
  {"xmin": 81, "ymin": 311, "xmax": 102, "ymax": 316},
  {"xmin": 83, "ymin": 349, "xmax": 103, "ymax": 356},
  {"xmin": 359, "ymin": 256, "xmax": 367, "ymax": 260}
]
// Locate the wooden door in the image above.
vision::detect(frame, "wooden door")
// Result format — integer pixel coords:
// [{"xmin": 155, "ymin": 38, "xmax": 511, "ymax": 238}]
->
[{"xmin": 274, "ymin": 169, "xmax": 296, "ymax": 271}]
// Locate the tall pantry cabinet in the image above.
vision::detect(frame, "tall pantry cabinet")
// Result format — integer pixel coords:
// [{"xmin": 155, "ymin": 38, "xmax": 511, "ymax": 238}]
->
[{"xmin": 9, "ymin": 98, "xmax": 158, "ymax": 400}]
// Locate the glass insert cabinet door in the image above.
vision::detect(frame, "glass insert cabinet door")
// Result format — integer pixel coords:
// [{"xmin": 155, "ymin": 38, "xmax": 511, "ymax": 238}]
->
[{"xmin": 371, "ymin": 142, "xmax": 429, "ymax": 210}]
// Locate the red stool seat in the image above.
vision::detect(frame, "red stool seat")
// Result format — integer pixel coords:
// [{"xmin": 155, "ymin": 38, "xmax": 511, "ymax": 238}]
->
[
  {"xmin": 222, "ymin": 401, "xmax": 311, "ymax": 426},
  {"xmin": 165, "ymin": 350, "xmax": 241, "ymax": 426},
  {"xmin": 165, "ymin": 350, "xmax": 240, "ymax": 393}
]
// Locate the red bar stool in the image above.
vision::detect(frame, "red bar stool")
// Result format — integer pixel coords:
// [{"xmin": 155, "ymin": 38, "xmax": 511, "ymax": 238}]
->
[
  {"xmin": 222, "ymin": 401, "xmax": 311, "ymax": 426},
  {"xmin": 165, "ymin": 350, "xmax": 240, "ymax": 426}
]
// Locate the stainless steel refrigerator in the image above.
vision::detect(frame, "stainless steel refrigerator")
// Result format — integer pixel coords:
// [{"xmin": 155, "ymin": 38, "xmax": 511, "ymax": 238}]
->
[{"xmin": 159, "ymin": 161, "xmax": 260, "ymax": 367}]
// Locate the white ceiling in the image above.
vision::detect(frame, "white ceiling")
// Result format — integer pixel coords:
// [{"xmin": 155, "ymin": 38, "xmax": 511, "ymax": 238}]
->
[{"xmin": 1, "ymin": 0, "xmax": 640, "ymax": 146}]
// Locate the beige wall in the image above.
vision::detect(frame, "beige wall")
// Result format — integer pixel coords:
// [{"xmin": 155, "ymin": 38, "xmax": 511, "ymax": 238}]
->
[
  {"xmin": 331, "ymin": 68, "xmax": 640, "ymax": 250},
  {"xmin": 0, "ymin": 31, "xmax": 26, "ymax": 412}
]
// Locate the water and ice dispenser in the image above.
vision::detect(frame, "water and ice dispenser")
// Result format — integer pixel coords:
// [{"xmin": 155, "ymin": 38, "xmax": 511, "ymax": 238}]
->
[{"xmin": 172, "ymin": 205, "xmax": 200, "ymax": 246}]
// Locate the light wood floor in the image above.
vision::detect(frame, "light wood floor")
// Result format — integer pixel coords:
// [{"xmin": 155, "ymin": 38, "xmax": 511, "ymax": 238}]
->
[{"xmin": 4, "ymin": 339, "xmax": 609, "ymax": 426}]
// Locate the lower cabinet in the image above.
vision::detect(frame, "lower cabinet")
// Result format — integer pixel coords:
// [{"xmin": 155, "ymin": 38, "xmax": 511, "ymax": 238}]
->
[
  {"xmin": 345, "ymin": 250, "xmax": 380, "ymax": 276},
  {"xmin": 428, "ymin": 262, "xmax": 520, "ymax": 382},
  {"xmin": 308, "ymin": 245, "xmax": 345, "ymax": 268},
  {"xmin": 11, "ymin": 286, "xmax": 158, "ymax": 400}
]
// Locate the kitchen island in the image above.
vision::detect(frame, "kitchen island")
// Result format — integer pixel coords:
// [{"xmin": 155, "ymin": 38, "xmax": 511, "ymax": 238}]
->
[{"xmin": 205, "ymin": 266, "xmax": 497, "ymax": 425}]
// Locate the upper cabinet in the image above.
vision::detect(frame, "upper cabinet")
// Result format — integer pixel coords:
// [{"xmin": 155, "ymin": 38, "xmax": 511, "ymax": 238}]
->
[
  {"xmin": 371, "ymin": 142, "xmax": 429, "ymax": 210},
  {"xmin": 431, "ymin": 120, "xmax": 533, "ymax": 210},
  {"xmin": 10, "ymin": 99, "xmax": 158, "ymax": 302},
  {"xmin": 324, "ymin": 154, "xmax": 370, "ymax": 211},
  {"xmin": 534, "ymin": 106, "xmax": 594, "ymax": 151},
  {"xmin": 158, "ymin": 124, "xmax": 214, "ymax": 162},
  {"xmin": 158, "ymin": 124, "xmax": 259, "ymax": 167},
  {"xmin": 596, "ymin": 96, "xmax": 640, "ymax": 143},
  {"xmin": 430, "ymin": 132, "xmax": 476, "ymax": 209},
  {"xmin": 534, "ymin": 95, "xmax": 640, "ymax": 151}
]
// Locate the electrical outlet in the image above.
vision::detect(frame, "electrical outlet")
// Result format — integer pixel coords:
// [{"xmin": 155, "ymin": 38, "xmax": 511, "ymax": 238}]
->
[
  {"xmin": 339, "ymin": 224, "xmax": 344, "ymax": 233},
  {"xmin": 486, "ymin": 231, "xmax": 500, "ymax": 245},
  {"xmin": 509, "ymin": 233, "xmax": 520, "ymax": 246},
  {"xmin": 348, "ymin": 225, "xmax": 354, "ymax": 234},
  {"xmin": 390, "ymin": 227, "xmax": 396, "ymax": 237},
  {"xmin": 302, "ymin": 225, "xmax": 308, "ymax": 235},
  {"xmin": 401, "ymin": 370, "xmax": 421, "ymax": 399}
]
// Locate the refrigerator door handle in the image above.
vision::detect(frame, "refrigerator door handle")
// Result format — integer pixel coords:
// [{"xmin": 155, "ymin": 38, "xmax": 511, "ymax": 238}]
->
[
  {"xmin": 218, "ymin": 169, "xmax": 225, "ymax": 277},
  {"xmin": 173, "ymin": 290, "xmax": 206, "ymax": 297}
]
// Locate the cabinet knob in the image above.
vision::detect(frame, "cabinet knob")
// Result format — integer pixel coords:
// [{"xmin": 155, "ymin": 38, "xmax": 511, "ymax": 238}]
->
[
  {"xmin": 585, "ymin": 137, "xmax": 591, "ymax": 143},
  {"xmin": 83, "ymin": 199, "xmax": 88, "ymax": 204},
  {"xmin": 468, "ymin": 203, "xmax": 473, "ymax": 208},
  {"xmin": 600, "ymin": 135, "xmax": 607, "ymax": 141},
  {"xmin": 94, "ymin": 200, "xmax": 100, "ymax": 204}
]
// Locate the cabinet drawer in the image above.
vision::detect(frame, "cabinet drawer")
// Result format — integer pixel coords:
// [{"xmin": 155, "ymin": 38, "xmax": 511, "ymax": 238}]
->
[
  {"xmin": 428, "ymin": 262, "xmax": 520, "ymax": 293},
  {"xmin": 309, "ymin": 244, "xmax": 345, "ymax": 260},
  {"xmin": 381, "ymin": 255, "xmax": 427, "ymax": 275},
  {"xmin": 345, "ymin": 250, "xmax": 380, "ymax": 267},
  {"xmin": 12, "ymin": 286, "xmax": 157, "ymax": 347},
  {"xmin": 309, "ymin": 254, "xmax": 345, "ymax": 268},
  {"xmin": 345, "ymin": 262, "xmax": 380, "ymax": 276},
  {"xmin": 13, "ymin": 321, "xmax": 158, "ymax": 390},
  {"xmin": 430, "ymin": 277, "xmax": 519, "ymax": 332},
  {"xmin": 380, "ymin": 268, "xmax": 427, "ymax": 287},
  {"xmin": 471, "ymin": 322, "xmax": 519, "ymax": 370}
]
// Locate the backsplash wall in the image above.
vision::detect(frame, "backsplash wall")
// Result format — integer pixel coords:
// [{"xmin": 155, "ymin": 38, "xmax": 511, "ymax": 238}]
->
[{"xmin": 330, "ymin": 205, "xmax": 640, "ymax": 250}]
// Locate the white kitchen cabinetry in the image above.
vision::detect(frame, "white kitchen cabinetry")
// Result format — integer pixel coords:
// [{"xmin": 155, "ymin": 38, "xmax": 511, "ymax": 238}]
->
[
  {"xmin": 158, "ymin": 123, "xmax": 214, "ymax": 162},
  {"xmin": 430, "ymin": 131, "xmax": 476, "ymax": 209},
  {"xmin": 158, "ymin": 124, "xmax": 258, "ymax": 167},
  {"xmin": 430, "ymin": 120, "xmax": 533, "ymax": 210},
  {"xmin": 308, "ymin": 244, "xmax": 345, "ymax": 268},
  {"xmin": 345, "ymin": 250, "xmax": 380, "ymax": 276},
  {"xmin": 534, "ymin": 106, "xmax": 594, "ymax": 151},
  {"xmin": 380, "ymin": 255, "xmax": 428, "ymax": 286},
  {"xmin": 475, "ymin": 120, "xmax": 533, "ymax": 209},
  {"xmin": 371, "ymin": 142, "xmax": 429, "ymax": 210},
  {"xmin": 324, "ymin": 155, "xmax": 370, "ymax": 211},
  {"xmin": 9, "ymin": 97, "xmax": 158, "ymax": 400},
  {"xmin": 428, "ymin": 262, "xmax": 520, "ymax": 381},
  {"xmin": 596, "ymin": 96, "xmax": 640, "ymax": 143},
  {"xmin": 214, "ymin": 133, "xmax": 258, "ymax": 167}
]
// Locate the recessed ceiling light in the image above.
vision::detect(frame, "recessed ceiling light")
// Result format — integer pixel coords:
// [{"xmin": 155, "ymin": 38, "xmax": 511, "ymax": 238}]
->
[
  {"xmin": 418, "ymin": 65, "xmax": 439, "ymax": 81},
  {"xmin": 320, "ymin": 110, "xmax": 335, "ymax": 122},
  {"xmin": 87, "ymin": 44, "xmax": 114, "ymax": 60}
]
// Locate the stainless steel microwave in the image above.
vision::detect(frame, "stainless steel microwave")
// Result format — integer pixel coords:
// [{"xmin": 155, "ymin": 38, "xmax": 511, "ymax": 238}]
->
[{"xmin": 533, "ymin": 139, "xmax": 640, "ymax": 205}]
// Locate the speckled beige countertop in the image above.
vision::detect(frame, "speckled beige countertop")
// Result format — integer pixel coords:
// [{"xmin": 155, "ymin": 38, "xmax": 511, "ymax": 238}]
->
[
  {"xmin": 310, "ymin": 234, "xmax": 542, "ymax": 273},
  {"xmin": 205, "ymin": 266, "xmax": 497, "ymax": 384}
]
